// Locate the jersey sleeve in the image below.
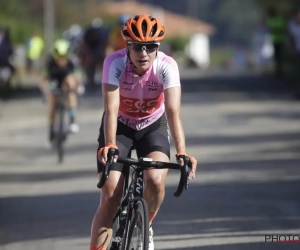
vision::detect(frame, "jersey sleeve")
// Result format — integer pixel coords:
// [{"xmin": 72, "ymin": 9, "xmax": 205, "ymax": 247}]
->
[
  {"xmin": 101, "ymin": 54, "xmax": 123, "ymax": 86},
  {"xmin": 158, "ymin": 56, "xmax": 181, "ymax": 90}
]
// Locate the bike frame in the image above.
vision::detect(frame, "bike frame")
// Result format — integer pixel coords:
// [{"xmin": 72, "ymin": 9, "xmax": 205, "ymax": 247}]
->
[
  {"xmin": 99, "ymin": 148, "xmax": 191, "ymax": 250},
  {"xmin": 53, "ymin": 89, "xmax": 68, "ymax": 163},
  {"xmin": 113, "ymin": 164, "xmax": 146, "ymax": 249}
]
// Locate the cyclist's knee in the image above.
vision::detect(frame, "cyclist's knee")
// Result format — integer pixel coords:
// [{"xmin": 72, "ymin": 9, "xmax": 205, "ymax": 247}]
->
[
  {"xmin": 100, "ymin": 189, "xmax": 122, "ymax": 211},
  {"xmin": 64, "ymin": 74, "xmax": 78, "ymax": 90},
  {"xmin": 48, "ymin": 94, "xmax": 56, "ymax": 111},
  {"xmin": 100, "ymin": 182, "xmax": 123, "ymax": 207},
  {"xmin": 144, "ymin": 174, "xmax": 165, "ymax": 193}
]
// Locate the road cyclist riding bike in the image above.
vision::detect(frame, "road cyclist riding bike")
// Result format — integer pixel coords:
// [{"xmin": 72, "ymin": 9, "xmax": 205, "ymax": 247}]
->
[
  {"xmin": 90, "ymin": 14, "xmax": 197, "ymax": 250},
  {"xmin": 41, "ymin": 39, "xmax": 81, "ymax": 146}
]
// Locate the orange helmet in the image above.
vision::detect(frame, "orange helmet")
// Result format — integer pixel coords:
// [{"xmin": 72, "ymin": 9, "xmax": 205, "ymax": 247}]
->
[{"xmin": 121, "ymin": 14, "xmax": 165, "ymax": 43}]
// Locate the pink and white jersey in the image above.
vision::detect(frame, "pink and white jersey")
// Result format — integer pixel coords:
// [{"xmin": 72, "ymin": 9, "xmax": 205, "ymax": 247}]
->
[{"xmin": 102, "ymin": 48, "xmax": 181, "ymax": 130}]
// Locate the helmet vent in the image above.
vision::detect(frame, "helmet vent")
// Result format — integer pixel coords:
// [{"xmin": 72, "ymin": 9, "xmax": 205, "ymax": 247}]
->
[
  {"xmin": 131, "ymin": 23, "xmax": 140, "ymax": 37},
  {"xmin": 123, "ymin": 30, "xmax": 130, "ymax": 37},
  {"xmin": 142, "ymin": 20, "xmax": 147, "ymax": 37},
  {"xmin": 150, "ymin": 23, "xmax": 157, "ymax": 37},
  {"xmin": 158, "ymin": 30, "xmax": 164, "ymax": 37}
]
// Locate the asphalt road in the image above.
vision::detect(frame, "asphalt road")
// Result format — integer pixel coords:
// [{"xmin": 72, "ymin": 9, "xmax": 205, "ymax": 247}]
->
[{"xmin": 0, "ymin": 71, "xmax": 300, "ymax": 250}]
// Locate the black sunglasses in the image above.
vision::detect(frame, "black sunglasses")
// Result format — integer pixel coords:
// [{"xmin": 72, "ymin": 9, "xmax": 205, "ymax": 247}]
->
[{"xmin": 129, "ymin": 43, "xmax": 159, "ymax": 53}]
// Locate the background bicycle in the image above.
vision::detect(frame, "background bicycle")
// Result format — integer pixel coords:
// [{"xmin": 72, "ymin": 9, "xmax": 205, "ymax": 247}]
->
[{"xmin": 51, "ymin": 88, "xmax": 69, "ymax": 164}]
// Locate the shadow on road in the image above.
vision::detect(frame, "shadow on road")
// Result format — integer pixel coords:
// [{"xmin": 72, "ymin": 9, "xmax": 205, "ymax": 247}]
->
[
  {"xmin": 0, "ymin": 161, "xmax": 299, "ymax": 247},
  {"xmin": 1, "ymin": 72, "xmax": 300, "ymax": 249}
]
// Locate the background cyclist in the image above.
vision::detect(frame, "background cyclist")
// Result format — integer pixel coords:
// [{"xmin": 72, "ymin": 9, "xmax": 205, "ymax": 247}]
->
[
  {"xmin": 40, "ymin": 39, "xmax": 81, "ymax": 145},
  {"xmin": 106, "ymin": 14, "xmax": 130, "ymax": 54},
  {"xmin": 90, "ymin": 14, "xmax": 197, "ymax": 250}
]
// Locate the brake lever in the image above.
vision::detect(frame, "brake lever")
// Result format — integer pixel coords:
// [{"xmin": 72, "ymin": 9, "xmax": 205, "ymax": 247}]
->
[
  {"xmin": 173, "ymin": 156, "xmax": 190, "ymax": 197},
  {"xmin": 97, "ymin": 148, "xmax": 116, "ymax": 189},
  {"xmin": 184, "ymin": 156, "xmax": 189, "ymax": 191}
]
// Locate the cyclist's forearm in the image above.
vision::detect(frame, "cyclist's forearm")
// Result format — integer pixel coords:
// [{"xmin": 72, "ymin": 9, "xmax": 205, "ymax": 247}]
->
[
  {"xmin": 104, "ymin": 109, "xmax": 118, "ymax": 145},
  {"xmin": 40, "ymin": 77, "xmax": 49, "ymax": 90},
  {"xmin": 166, "ymin": 111, "xmax": 186, "ymax": 153}
]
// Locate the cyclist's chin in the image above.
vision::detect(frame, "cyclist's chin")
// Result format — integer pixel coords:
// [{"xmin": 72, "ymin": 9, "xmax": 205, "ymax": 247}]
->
[{"xmin": 135, "ymin": 61, "xmax": 150, "ymax": 71}]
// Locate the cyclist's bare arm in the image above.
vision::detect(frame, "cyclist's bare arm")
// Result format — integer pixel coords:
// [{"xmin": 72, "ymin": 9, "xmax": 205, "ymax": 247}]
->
[
  {"xmin": 164, "ymin": 86, "xmax": 186, "ymax": 154},
  {"xmin": 164, "ymin": 86, "xmax": 197, "ymax": 179},
  {"xmin": 40, "ymin": 74, "xmax": 49, "ymax": 94},
  {"xmin": 101, "ymin": 83, "xmax": 120, "ymax": 164}
]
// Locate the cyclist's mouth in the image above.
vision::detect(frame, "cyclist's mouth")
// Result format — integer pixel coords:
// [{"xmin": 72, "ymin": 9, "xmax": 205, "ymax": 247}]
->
[{"xmin": 137, "ymin": 60, "xmax": 148, "ymax": 64}]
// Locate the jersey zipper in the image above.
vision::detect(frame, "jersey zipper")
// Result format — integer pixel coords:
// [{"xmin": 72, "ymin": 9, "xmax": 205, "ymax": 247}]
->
[{"xmin": 139, "ymin": 77, "xmax": 143, "ymax": 118}]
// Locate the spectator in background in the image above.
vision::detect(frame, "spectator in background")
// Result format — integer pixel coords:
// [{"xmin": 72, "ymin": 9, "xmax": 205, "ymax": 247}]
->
[
  {"xmin": 265, "ymin": 7, "xmax": 287, "ymax": 77},
  {"xmin": 288, "ymin": 9, "xmax": 300, "ymax": 58},
  {"xmin": 106, "ymin": 14, "xmax": 130, "ymax": 54},
  {"xmin": 0, "ymin": 28, "xmax": 15, "ymax": 77},
  {"xmin": 288, "ymin": 8, "xmax": 300, "ymax": 99},
  {"xmin": 252, "ymin": 22, "xmax": 274, "ymax": 70},
  {"xmin": 25, "ymin": 31, "xmax": 44, "ymax": 74},
  {"xmin": 62, "ymin": 24, "xmax": 83, "ymax": 66},
  {"xmin": 80, "ymin": 18, "xmax": 106, "ymax": 88}
]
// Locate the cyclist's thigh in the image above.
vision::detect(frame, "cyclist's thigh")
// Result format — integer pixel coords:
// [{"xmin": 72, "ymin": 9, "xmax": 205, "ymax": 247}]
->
[
  {"xmin": 135, "ymin": 115, "xmax": 170, "ymax": 160},
  {"xmin": 97, "ymin": 118, "xmax": 133, "ymax": 175},
  {"xmin": 47, "ymin": 93, "xmax": 57, "ymax": 111},
  {"xmin": 63, "ymin": 74, "xmax": 77, "ymax": 90},
  {"xmin": 138, "ymin": 133, "xmax": 170, "ymax": 181}
]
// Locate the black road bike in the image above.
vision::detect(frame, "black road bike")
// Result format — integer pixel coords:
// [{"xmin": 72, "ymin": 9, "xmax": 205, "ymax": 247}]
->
[
  {"xmin": 97, "ymin": 148, "xmax": 191, "ymax": 250},
  {"xmin": 52, "ymin": 89, "xmax": 69, "ymax": 164}
]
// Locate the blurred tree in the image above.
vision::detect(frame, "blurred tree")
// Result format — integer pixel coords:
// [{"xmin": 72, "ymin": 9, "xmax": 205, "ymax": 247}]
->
[
  {"xmin": 256, "ymin": 0, "xmax": 300, "ymax": 18},
  {"xmin": 0, "ymin": 0, "xmax": 41, "ymax": 44},
  {"xmin": 216, "ymin": 0, "xmax": 261, "ymax": 45}
]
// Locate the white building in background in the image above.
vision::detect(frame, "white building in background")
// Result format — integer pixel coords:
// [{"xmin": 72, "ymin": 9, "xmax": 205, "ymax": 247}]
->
[{"xmin": 185, "ymin": 33, "xmax": 210, "ymax": 69}]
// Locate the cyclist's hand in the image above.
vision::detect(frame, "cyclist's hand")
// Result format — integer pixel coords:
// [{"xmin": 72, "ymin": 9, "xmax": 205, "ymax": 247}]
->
[
  {"xmin": 77, "ymin": 84, "xmax": 85, "ymax": 95},
  {"xmin": 40, "ymin": 87, "xmax": 49, "ymax": 103},
  {"xmin": 97, "ymin": 143, "xmax": 119, "ymax": 165},
  {"xmin": 176, "ymin": 152, "xmax": 197, "ymax": 180}
]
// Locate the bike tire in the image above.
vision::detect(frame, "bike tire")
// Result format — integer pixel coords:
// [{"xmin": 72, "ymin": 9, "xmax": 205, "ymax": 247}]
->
[
  {"xmin": 57, "ymin": 138, "xmax": 64, "ymax": 164},
  {"xmin": 125, "ymin": 198, "xmax": 149, "ymax": 250},
  {"xmin": 56, "ymin": 97, "xmax": 66, "ymax": 164}
]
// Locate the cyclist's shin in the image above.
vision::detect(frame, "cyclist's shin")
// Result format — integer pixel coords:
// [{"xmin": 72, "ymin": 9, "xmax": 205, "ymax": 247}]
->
[{"xmin": 90, "ymin": 243, "xmax": 107, "ymax": 250}]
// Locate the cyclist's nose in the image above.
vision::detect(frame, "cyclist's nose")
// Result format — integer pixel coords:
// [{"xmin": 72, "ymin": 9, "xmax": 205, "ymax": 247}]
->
[{"xmin": 139, "ymin": 49, "xmax": 148, "ymax": 57}]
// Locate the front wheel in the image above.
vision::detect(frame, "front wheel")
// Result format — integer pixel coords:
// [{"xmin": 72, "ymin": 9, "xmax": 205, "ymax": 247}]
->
[{"xmin": 125, "ymin": 198, "xmax": 149, "ymax": 250}]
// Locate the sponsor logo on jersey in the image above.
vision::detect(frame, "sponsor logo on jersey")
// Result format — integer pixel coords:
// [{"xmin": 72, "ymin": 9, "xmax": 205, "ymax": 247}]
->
[
  {"xmin": 123, "ymin": 81, "xmax": 134, "ymax": 85},
  {"xmin": 146, "ymin": 80, "xmax": 158, "ymax": 87},
  {"xmin": 119, "ymin": 94, "xmax": 163, "ymax": 117},
  {"xmin": 118, "ymin": 114, "xmax": 159, "ymax": 130}
]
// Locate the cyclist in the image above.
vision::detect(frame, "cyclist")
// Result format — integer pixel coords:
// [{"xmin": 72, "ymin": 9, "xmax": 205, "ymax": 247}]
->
[
  {"xmin": 106, "ymin": 14, "xmax": 130, "ymax": 54},
  {"xmin": 90, "ymin": 14, "xmax": 197, "ymax": 250},
  {"xmin": 80, "ymin": 18, "xmax": 106, "ymax": 86},
  {"xmin": 41, "ymin": 39, "xmax": 80, "ymax": 144}
]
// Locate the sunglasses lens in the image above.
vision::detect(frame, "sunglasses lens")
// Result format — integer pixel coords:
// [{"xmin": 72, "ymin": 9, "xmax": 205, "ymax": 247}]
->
[
  {"xmin": 132, "ymin": 43, "xmax": 158, "ymax": 53},
  {"xmin": 146, "ymin": 44, "xmax": 159, "ymax": 52}
]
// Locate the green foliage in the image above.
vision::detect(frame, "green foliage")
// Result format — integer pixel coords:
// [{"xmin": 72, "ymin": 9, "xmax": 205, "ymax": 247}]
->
[
  {"xmin": 0, "ymin": 0, "xmax": 42, "ymax": 44},
  {"xmin": 215, "ymin": 0, "xmax": 261, "ymax": 45},
  {"xmin": 256, "ymin": 0, "xmax": 296, "ymax": 15},
  {"xmin": 210, "ymin": 47, "xmax": 233, "ymax": 68},
  {"xmin": 164, "ymin": 36, "xmax": 189, "ymax": 52}
]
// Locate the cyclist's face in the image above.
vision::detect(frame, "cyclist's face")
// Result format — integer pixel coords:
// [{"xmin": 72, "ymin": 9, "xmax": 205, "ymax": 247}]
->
[
  {"xmin": 54, "ymin": 56, "xmax": 68, "ymax": 67},
  {"xmin": 128, "ymin": 42, "xmax": 159, "ymax": 75}
]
